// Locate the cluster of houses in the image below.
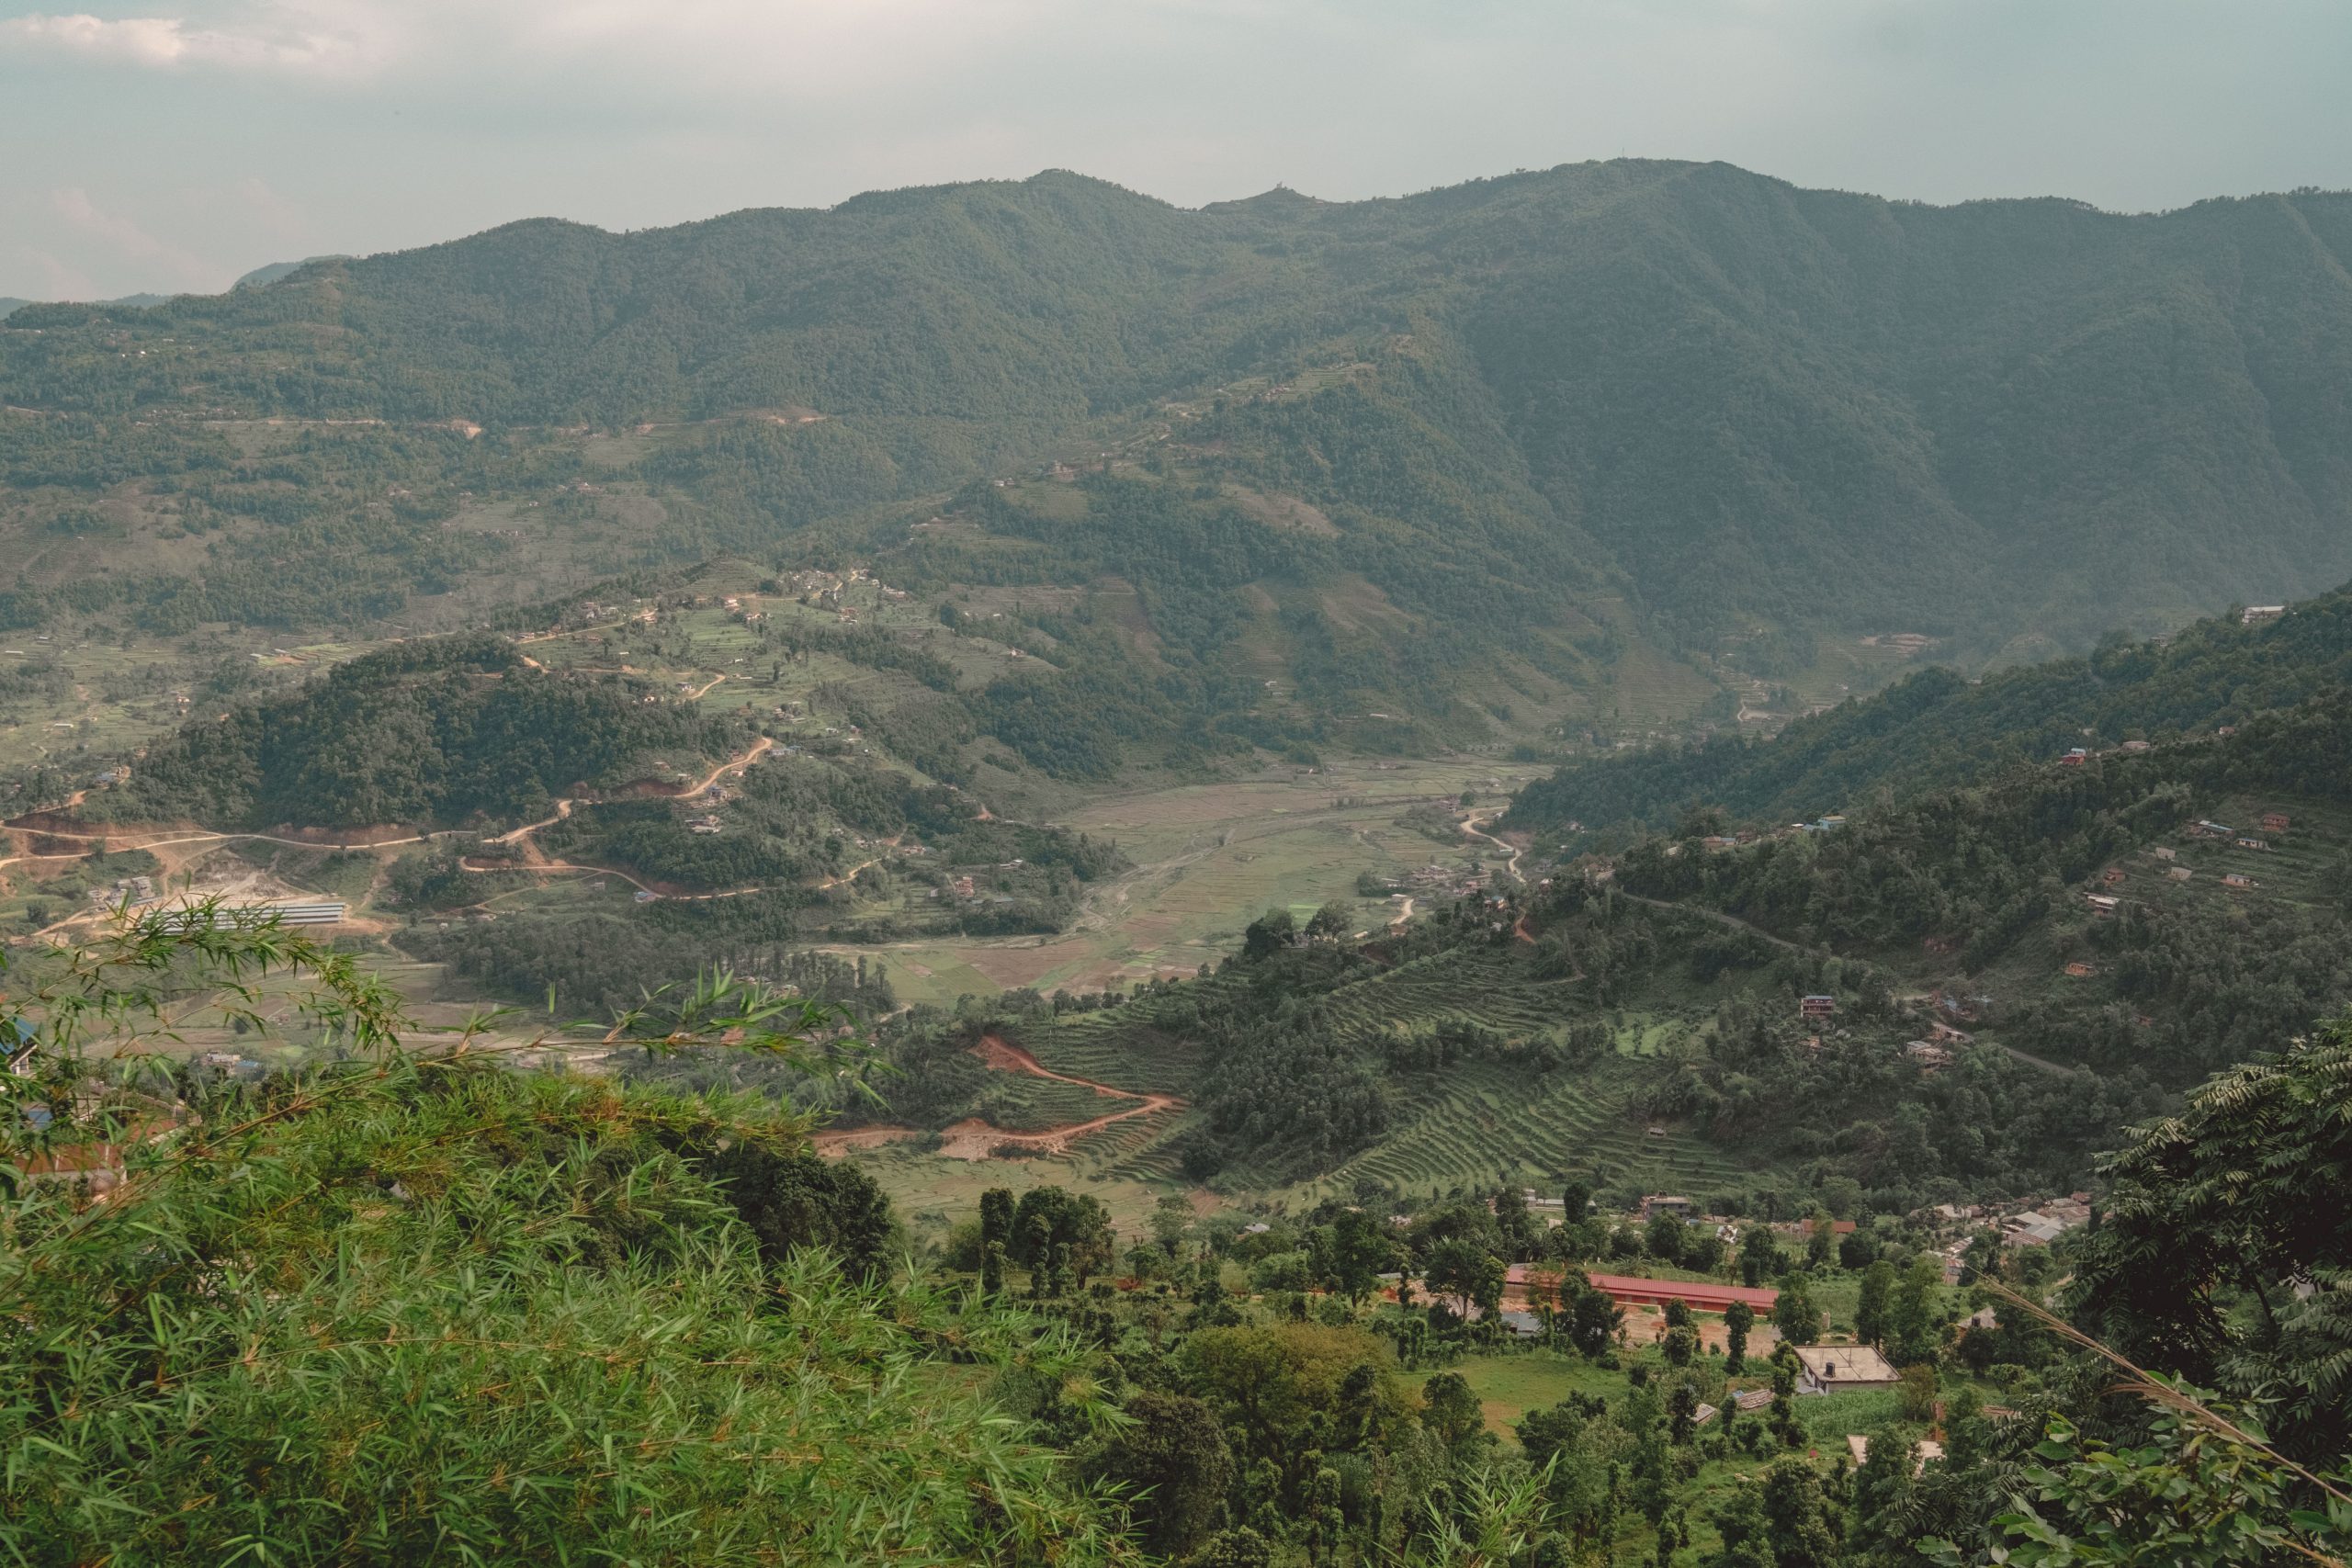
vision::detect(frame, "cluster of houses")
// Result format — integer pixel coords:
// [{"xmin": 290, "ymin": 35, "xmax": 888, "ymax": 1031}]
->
[{"xmin": 1917, "ymin": 1192, "xmax": 2093, "ymax": 1276}]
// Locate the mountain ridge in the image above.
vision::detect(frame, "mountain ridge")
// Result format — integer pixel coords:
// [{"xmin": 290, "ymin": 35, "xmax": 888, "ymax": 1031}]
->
[{"xmin": 6, "ymin": 158, "xmax": 2352, "ymax": 769}]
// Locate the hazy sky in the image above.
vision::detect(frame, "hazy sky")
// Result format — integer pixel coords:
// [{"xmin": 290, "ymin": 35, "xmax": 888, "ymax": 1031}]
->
[{"xmin": 5, "ymin": 0, "xmax": 2349, "ymax": 299}]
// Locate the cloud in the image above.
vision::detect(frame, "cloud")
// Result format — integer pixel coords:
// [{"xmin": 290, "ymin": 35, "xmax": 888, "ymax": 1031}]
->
[
  {"xmin": 1, "ymin": 7, "xmax": 379, "ymax": 74},
  {"xmin": 3, "ymin": 243, "xmax": 100, "ymax": 302},
  {"xmin": 51, "ymin": 186, "xmax": 216, "ymax": 287}
]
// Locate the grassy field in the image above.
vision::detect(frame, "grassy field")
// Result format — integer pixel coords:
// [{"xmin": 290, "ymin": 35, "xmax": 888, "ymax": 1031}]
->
[
  {"xmin": 830, "ymin": 1138, "xmax": 1209, "ymax": 1254},
  {"xmin": 823, "ymin": 756, "xmax": 1549, "ymax": 1006}
]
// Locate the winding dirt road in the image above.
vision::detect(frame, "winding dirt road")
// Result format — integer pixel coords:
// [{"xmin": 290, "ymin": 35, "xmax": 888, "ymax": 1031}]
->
[
  {"xmin": 1462, "ymin": 808, "xmax": 1526, "ymax": 879},
  {"xmin": 811, "ymin": 1031, "xmax": 1184, "ymax": 1160}
]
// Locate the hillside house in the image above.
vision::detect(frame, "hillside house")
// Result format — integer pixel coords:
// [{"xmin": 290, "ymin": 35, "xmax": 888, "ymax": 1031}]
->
[
  {"xmin": 2167, "ymin": 866, "xmax": 2194, "ymax": 882},
  {"xmin": 1904, "ymin": 1041, "xmax": 1953, "ymax": 1068},
  {"xmin": 2102, "ymin": 867, "xmax": 2127, "ymax": 886},
  {"xmin": 2151, "ymin": 845, "xmax": 2177, "ymax": 862},
  {"xmin": 2004, "ymin": 1213, "xmax": 2069, "ymax": 1247},
  {"xmin": 1638, "ymin": 1195, "xmax": 1695, "ymax": 1220},
  {"xmin": 2262, "ymin": 812, "xmax": 2292, "ymax": 832},
  {"xmin": 1800, "ymin": 995, "xmax": 1837, "ymax": 1020},
  {"xmin": 1793, "ymin": 1345, "xmax": 1899, "ymax": 1393},
  {"xmin": 2064, "ymin": 961, "xmax": 2098, "ymax": 978},
  {"xmin": 1928, "ymin": 1021, "xmax": 1973, "ymax": 1045},
  {"xmin": 2223, "ymin": 873, "xmax": 2257, "ymax": 889},
  {"xmin": 2085, "ymin": 894, "xmax": 2120, "ymax": 916},
  {"xmin": 2120, "ymin": 739, "xmax": 2153, "ymax": 753},
  {"xmin": 2192, "ymin": 820, "xmax": 2234, "ymax": 839},
  {"xmin": 2058, "ymin": 748, "xmax": 2088, "ymax": 767},
  {"xmin": 2236, "ymin": 838, "xmax": 2268, "ymax": 852},
  {"xmin": 2243, "ymin": 604, "xmax": 2286, "ymax": 625}
]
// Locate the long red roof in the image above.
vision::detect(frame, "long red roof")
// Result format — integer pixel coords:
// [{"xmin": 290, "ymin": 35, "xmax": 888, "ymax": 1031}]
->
[{"xmin": 1583, "ymin": 1273, "xmax": 1781, "ymax": 1309}]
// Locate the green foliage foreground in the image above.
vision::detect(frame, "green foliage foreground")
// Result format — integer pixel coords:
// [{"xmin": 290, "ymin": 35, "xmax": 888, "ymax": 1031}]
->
[{"xmin": 0, "ymin": 916, "xmax": 1130, "ymax": 1563}]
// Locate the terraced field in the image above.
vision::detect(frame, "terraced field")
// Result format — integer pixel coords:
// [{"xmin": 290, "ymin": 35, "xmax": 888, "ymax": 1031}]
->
[
  {"xmin": 966, "ymin": 1074, "xmax": 1139, "ymax": 1133},
  {"xmin": 1013, "ymin": 980, "xmax": 1238, "ymax": 1090},
  {"xmin": 995, "ymin": 934, "xmax": 1766, "ymax": 1204},
  {"xmin": 1279, "ymin": 1058, "xmax": 1757, "ymax": 1206},
  {"xmin": 1313, "ymin": 946, "xmax": 1585, "ymax": 1052}
]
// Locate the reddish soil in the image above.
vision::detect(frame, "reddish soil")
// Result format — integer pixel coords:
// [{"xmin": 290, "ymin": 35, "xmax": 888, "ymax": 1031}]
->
[{"xmin": 809, "ymin": 1033, "xmax": 1185, "ymax": 1163}]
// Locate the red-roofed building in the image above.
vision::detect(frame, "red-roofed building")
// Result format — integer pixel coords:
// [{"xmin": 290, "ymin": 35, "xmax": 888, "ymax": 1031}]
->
[{"xmin": 1584, "ymin": 1273, "xmax": 1780, "ymax": 1313}]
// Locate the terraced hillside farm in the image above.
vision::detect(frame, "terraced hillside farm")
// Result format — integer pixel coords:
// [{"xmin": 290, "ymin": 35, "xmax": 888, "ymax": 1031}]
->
[
  {"xmin": 1282, "ymin": 1058, "xmax": 1756, "ymax": 1207},
  {"xmin": 988, "ymin": 920, "xmax": 1776, "ymax": 1204}
]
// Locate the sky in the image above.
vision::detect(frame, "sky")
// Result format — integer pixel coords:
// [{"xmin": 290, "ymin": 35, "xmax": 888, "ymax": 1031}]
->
[{"xmin": 4, "ymin": 0, "xmax": 2350, "ymax": 300}]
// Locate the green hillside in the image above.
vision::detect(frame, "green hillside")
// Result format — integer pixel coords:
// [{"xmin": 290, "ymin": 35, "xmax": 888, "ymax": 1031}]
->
[
  {"xmin": 1507, "ymin": 581, "xmax": 2352, "ymax": 839},
  {"xmin": 7, "ymin": 162, "xmax": 2352, "ymax": 773},
  {"xmin": 1608, "ymin": 689, "xmax": 2352, "ymax": 1080}
]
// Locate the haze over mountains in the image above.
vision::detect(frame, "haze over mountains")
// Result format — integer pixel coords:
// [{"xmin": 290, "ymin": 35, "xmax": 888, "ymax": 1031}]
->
[
  {"xmin": 8, "ymin": 159, "xmax": 2352, "ymax": 714},
  {"xmin": 12, "ymin": 149, "xmax": 2352, "ymax": 1565}
]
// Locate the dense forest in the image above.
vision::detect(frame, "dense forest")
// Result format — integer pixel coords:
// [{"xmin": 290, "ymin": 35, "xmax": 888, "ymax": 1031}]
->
[
  {"xmin": 1510, "ymin": 581, "xmax": 2352, "ymax": 839},
  {"xmin": 1612, "ymin": 688, "xmax": 2352, "ymax": 1078},
  {"xmin": 87, "ymin": 635, "xmax": 750, "ymax": 829}
]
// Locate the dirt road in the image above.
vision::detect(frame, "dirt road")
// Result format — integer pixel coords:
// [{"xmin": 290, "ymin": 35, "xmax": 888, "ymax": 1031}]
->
[
  {"xmin": 1462, "ymin": 809, "xmax": 1526, "ymax": 879},
  {"xmin": 812, "ymin": 1032, "xmax": 1184, "ymax": 1161}
]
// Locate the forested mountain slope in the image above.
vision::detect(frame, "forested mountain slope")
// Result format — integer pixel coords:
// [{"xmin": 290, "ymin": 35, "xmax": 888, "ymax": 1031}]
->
[
  {"xmin": 1612, "ymin": 688, "xmax": 2352, "ymax": 1078},
  {"xmin": 6, "ymin": 161, "xmax": 2352, "ymax": 719},
  {"xmin": 1508, "ymin": 581, "xmax": 2352, "ymax": 840}
]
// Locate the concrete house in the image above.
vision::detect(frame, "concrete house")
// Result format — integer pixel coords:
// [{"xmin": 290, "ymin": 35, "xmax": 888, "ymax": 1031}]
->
[{"xmin": 1792, "ymin": 1345, "xmax": 1900, "ymax": 1393}]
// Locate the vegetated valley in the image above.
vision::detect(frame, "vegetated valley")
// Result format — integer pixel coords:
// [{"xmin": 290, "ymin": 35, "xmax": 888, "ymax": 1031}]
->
[{"xmin": 5, "ymin": 162, "xmax": 2352, "ymax": 1566}]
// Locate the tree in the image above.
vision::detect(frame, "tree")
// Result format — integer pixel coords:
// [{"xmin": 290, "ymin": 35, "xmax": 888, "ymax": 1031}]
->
[
  {"xmin": 1426, "ymin": 1236, "xmax": 1506, "ymax": 1317},
  {"xmin": 1856, "ymin": 1258, "xmax": 1896, "ymax": 1349},
  {"xmin": 1772, "ymin": 1274, "xmax": 1819, "ymax": 1344},
  {"xmin": 980, "ymin": 1186, "xmax": 1016, "ymax": 1251},
  {"xmin": 1495, "ymin": 1183, "xmax": 1541, "ymax": 1258},
  {"xmin": 1739, "ymin": 1225, "xmax": 1783, "ymax": 1288},
  {"xmin": 1565, "ymin": 1276, "xmax": 1625, "ymax": 1360},
  {"xmin": 695, "ymin": 1141, "xmax": 895, "ymax": 1283},
  {"xmin": 1326, "ymin": 1208, "xmax": 1397, "ymax": 1303},
  {"xmin": 1921, "ymin": 1403, "xmax": 2352, "ymax": 1568},
  {"xmin": 1646, "ymin": 1213, "xmax": 1687, "ymax": 1264},
  {"xmin": 2067, "ymin": 1015, "xmax": 2352, "ymax": 1461},
  {"xmin": 1149, "ymin": 1193, "xmax": 1192, "ymax": 1257},
  {"xmin": 1304, "ymin": 900, "xmax": 1354, "ymax": 942},
  {"xmin": 1420, "ymin": 1371, "xmax": 1490, "ymax": 1459},
  {"xmin": 1180, "ymin": 1323, "xmax": 1404, "ymax": 1484},
  {"xmin": 1712, "ymin": 1457, "xmax": 1838, "ymax": 1568},
  {"xmin": 1768, "ymin": 1348, "xmax": 1804, "ymax": 1449},
  {"xmin": 1082, "ymin": 1390, "xmax": 1234, "ymax": 1557},
  {"xmin": 1887, "ymin": 1256, "xmax": 1944, "ymax": 1366},
  {"xmin": 1011, "ymin": 1185, "xmax": 1116, "ymax": 1289},
  {"xmin": 1668, "ymin": 1382, "xmax": 1699, "ymax": 1445},
  {"xmin": 1804, "ymin": 1209, "xmax": 1836, "ymax": 1269},
  {"xmin": 1665, "ymin": 1324, "xmax": 1699, "ymax": 1368},
  {"xmin": 1241, "ymin": 908, "xmax": 1296, "ymax": 961},
  {"xmin": 1845, "ymin": 1426, "xmax": 1917, "ymax": 1564},
  {"xmin": 1561, "ymin": 1179, "xmax": 1593, "ymax": 1223},
  {"xmin": 1895, "ymin": 1363, "xmax": 1939, "ymax": 1423},
  {"xmin": 1724, "ymin": 1299, "xmax": 1756, "ymax": 1373}
]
